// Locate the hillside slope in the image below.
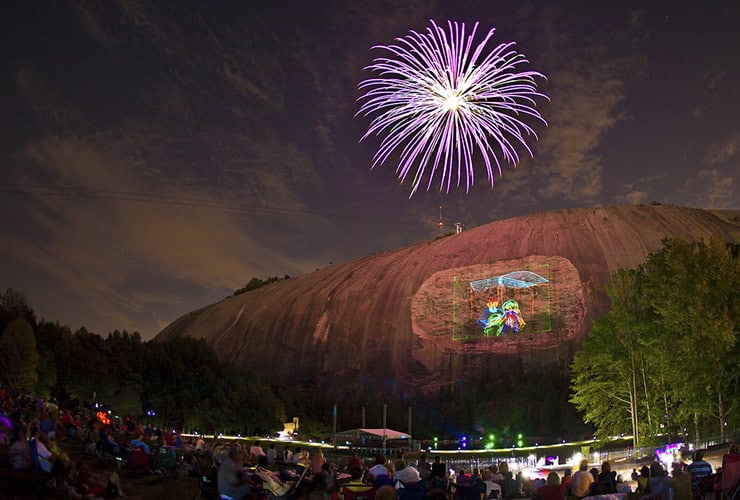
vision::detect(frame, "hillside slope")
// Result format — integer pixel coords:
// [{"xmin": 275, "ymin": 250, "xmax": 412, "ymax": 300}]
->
[{"xmin": 157, "ymin": 205, "xmax": 739, "ymax": 405}]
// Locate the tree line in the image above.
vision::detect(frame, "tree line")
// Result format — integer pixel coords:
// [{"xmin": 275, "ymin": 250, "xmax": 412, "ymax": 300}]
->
[
  {"xmin": 232, "ymin": 275, "xmax": 291, "ymax": 297},
  {"xmin": 2, "ymin": 237, "xmax": 736, "ymax": 445},
  {"xmin": 0, "ymin": 289, "xmax": 328, "ymax": 437},
  {"xmin": 570, "ymin": 237, "xmax": 739, "ymax": 449}
]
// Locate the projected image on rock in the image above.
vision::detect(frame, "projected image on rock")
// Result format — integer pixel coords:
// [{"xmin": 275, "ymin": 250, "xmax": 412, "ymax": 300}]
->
[
  {"xmin": 411, "ymin": 256, "xmax": 583, "ymax": 350},
  {"xmin": 478, "ymin": 298, "xmax": 524, "ymax": 336},
  {"xmin": 454, "ymin": 268, "xmax": 551, "ymax": 340},
  {"xmin": 472, "ymin": 271, "xmax": 549, "ymax": 335}
]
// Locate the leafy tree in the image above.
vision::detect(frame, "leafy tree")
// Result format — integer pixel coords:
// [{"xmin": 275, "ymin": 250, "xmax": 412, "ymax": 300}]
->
[
  {"xmin": 233, "ymin": 275, "xmax": 290, "ymax": 296},
  {"xmin": 571, "ymin": 315, "xmax": 637, "ymax": 443},
  {"xmin": 640, "ymin": 237, "xmax": 739, "ymax": 442},
  {"xmin": 571, "ymin": 237, "xmax": 738, "ymax": 448},
  {"xmin": 35, "ymin": 320, "xmax": 75, "ymax": 399},
  {"xmin": 0, "ymin": 288, "xmax": 36, "ymax": 332},
  {"xmin": 0, "ymin": 318, "xmax": 39, "ymax": 391}
]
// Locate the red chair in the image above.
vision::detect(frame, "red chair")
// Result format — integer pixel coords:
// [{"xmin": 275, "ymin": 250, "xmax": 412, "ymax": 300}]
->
[
  {"xmin": 343, "ymin": 485, "xmax": 376, "ymax": 500},
  {"xmin": 127, "ymin": 447, "xmax": 150, "ymax": 471}
]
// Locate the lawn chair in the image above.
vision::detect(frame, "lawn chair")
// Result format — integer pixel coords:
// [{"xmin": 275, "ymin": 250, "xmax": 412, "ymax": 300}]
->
[
  {"xmin": 127, "ymin": 446, "xmax": 151, "ymax": 475},
  {"xmin": 256, "ymin": 462, "xmax": 311, "ymax": 498},
  {"xmin": 196, "ymin": 459, "xmax": 220, "ymax": 500},
  {"xmin": 149, "ymin": 445, "xmax": 178, "ymax": 484}
]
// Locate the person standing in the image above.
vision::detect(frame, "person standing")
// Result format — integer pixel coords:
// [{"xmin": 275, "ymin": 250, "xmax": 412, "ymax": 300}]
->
[
  {"xmin": 670, "ymin": 462, "xmax": 692, "ymax": 500},
  {"xmin": 266, "ymin": 443, "xmax": 278, "ymax": 465},
  {"xmin": 648, "ymin": 462, "xmax": 672, "ymax": 500},
  {"xmin": 249, "ymin": 440, "xmax": 266, "ymax": 464},
  {"xmin": 417, "ymin": 453, "xmax": 432, "ymax": 485},
  {"xmin": 312, "ymin": 448, "xmax": 327, "ymax": 476},
  {"xmin": 430, "ymin": 455, "xmax": 448, "ymax": 489},
  {"xmin": 283, "ymin": 445, "xmax": 293, "ymax": 464}
]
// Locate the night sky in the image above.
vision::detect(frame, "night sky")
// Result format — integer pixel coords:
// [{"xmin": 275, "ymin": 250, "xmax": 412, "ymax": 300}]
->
[{"xmin": 1, "ymin": 1, "xmax": 738, "ymax": 340}]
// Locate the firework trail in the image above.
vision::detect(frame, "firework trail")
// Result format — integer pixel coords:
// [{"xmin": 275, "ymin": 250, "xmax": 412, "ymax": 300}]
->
[{"xmin": 358, "ymin": 20, "xmax": 548, "ymax": 198}]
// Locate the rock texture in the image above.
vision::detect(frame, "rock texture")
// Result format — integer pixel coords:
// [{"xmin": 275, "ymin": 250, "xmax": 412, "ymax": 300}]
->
[{"xmin": 156, "ymin": 205, "xmax": 739, "ymax": 403}]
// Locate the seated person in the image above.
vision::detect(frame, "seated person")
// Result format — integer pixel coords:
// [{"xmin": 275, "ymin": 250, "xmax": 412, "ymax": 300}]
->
[
  {"xmin": 648, "ymin": 463, "xmax": 672, "ymax": 500},
  {"xmin": 482, "ymin": 470, "xmax": 502, "ymax": 498},
  {"xmin": 670, "ymin": 462, "xmax": 692, "ymax": 500},
  {"xmin": 127, "ymin": 435, "xmax": 153, "ymax": 470},
  {"xmin": 394, "ymin": 459, "xmax": 422, "ymax": 485},
  {"xmin": 9, "ymin": 426, "xmax": 31, "ymax": 471},
  {"xmin": 369, "ymin": 455, "xmax": 393, "ymax": 488},
  {"xmin": 218, "ymin": 446, "xmax": 257, "ymax": 500},
  {"xmin": 462, "ymin": 469, "xmax": 487, "ymax": 500},
  {"xmin": 597, "ymin": 461, "xmax": 617, "ymax": 494},
  {"xmin": 637, "ymin": 465, "xmax": 650, "ymax": 494},
  {"xmin": 31, "ymin": 425, "xmax": 68, "ymax": 487},
  {"xmin": 347, "ymin": 454, "xmax": 363, "ymax": 471},
  {"xmin": 97, "ymin": 426, "xmax": 121, "ymax": 456},
  {"xmin": 39, "ymin": 411, "xmax": 56, "ymax": 440},
  {"xmin": 368, "ymin": 455, "xmax": 390, "ymax": 478},
  {"xmin": 67, "ymin": 460, "xmax": 124, "ymax": 499},
  {"xmin": 687, "ymin": 451, "xmax": 714, "ymax": 494},
  {"xmin": 571, "ymin": 461, "xmax": 594, "ymax": 498},
  {"xmin": 535, "ymin": 472, "xmax": 565, "ymax": 500},
  {"xmin": 129, "ymin": 433, "xmax": 151, "ymax": 454},
  {"xmin": 377, "ymin": 485, "xmax": 398, "ymax": 500},
  {"xmin": 500, "ymin": 471, "xmax": 523, "ymax": 499},
  {"xmin": 343, "ymin": 466, "xmax": 373, "ymax": 494}
]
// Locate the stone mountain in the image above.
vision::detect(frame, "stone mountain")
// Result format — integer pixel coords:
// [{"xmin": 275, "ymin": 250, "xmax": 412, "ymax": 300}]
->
[{"xmin": 156, "ymin": 205, "xmax": 739, "ymax": 434}]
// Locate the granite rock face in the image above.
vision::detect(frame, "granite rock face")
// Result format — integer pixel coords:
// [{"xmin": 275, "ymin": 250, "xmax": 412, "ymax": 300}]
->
[{"xmin": 156, "ymin": 205, "xmax": 739, "ymax": 403}]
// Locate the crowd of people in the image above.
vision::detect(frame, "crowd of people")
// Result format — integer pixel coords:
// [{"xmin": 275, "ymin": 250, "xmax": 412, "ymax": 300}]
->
[
  {"xmin": 0, "ymin": 389, "xmax": 210, "ymax": 497},
  {"xmin": 2, "ymin": 388, "xmax": 737, "ymax": 500},
  {"xmin": 212, "ymin": 447, "xmax": 738, "ymax": 500}
]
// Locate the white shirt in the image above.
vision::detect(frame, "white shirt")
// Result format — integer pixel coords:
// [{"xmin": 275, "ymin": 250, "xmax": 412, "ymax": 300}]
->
[
  {"xmin": 369, "ymin": 464, "xmax": 390, "ymax": 477},
  {"xmin": 36, "ymin": 439, "xmax": 53, "ymax": 473},
  {"xmin": 395, "ymin": 466, "xmax": 422, "ymax": 484}
]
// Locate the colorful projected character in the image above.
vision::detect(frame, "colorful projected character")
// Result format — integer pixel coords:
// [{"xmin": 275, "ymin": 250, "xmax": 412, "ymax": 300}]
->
[
  {"xmin": 477, "ymin": 299, "xmax": 505, "ymax": 336},
  {"xmin": 501, "ymin": 299, "xmax": 526, "ymax": 334}
]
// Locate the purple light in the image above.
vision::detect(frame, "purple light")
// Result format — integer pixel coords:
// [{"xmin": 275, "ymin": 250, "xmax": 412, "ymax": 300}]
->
[{"xmin": 358, "ymin": 20, "xmax": 548, "ymax": 198}]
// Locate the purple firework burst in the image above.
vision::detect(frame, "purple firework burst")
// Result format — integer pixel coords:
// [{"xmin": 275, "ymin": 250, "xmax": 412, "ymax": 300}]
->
[{"xmin": 358, "ymin": 20, "xmax": 548, "ymax": 198}]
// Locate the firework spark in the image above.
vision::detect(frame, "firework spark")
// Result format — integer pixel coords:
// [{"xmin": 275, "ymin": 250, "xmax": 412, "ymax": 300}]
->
[{"xmin": 358, "ymin": 20, "xmax": 548, "ymax": 197}]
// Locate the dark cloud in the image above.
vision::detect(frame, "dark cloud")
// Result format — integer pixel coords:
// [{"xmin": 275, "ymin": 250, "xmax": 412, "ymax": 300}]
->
[{"xmin": 1, "ymin": 0, "xmax": 737, "ymax": 338}]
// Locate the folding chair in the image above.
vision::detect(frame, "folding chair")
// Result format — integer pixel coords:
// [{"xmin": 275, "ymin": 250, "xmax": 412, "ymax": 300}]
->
[{"xmin": 127, "ymin": 447, "xmax": 152, "ymax": 474}]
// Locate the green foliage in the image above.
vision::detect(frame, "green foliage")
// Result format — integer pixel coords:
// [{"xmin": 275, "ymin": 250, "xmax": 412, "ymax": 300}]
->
[
  {"xmin": 233, "ymin": 275, "xmax": 291, "ymax": 296},
  {"xmin": 0, "ymin": 318, "xmax": 39, "ymax": 391},
  {"xmin": 0, "ymin": 288, "xmax": 36, "ymax": 332},
  {"xmin": 0, "ymin": 289, "xmax": 288, "ymax": 437},
  {"xmin": 570, "ymin": 237, "xmax": 739, "ymax": 447}
]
